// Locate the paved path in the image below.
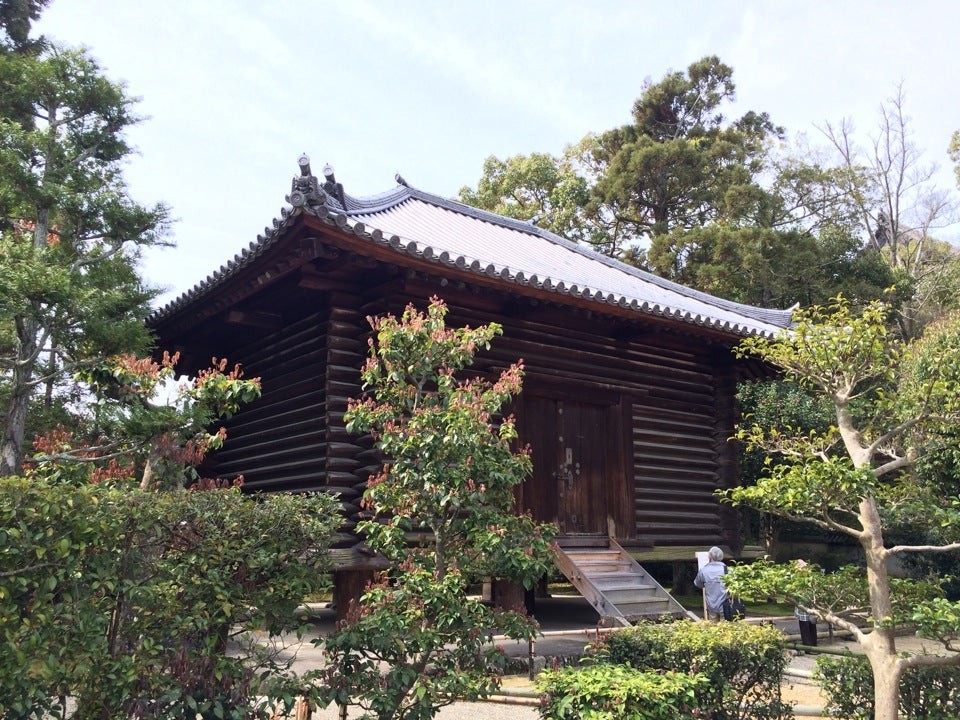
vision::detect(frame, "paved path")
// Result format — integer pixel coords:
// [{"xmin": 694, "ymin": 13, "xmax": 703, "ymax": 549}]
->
[
  {"xmin": 277, "ymin": 596, "xmax": 953, "ymax": 719},
  {"xmin": 309, "ymin": 699, "xmax": 538, "ymax": 720}
]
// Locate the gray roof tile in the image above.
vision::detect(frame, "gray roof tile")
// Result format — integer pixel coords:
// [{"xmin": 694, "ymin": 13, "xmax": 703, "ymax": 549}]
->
[{"xmin": 150, "ymin": 161, "xmax": 795, "ymax": 338}]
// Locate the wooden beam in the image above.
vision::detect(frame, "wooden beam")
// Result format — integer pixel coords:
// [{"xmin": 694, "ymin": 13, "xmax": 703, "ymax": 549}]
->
[
  {"xmin": 225, "ymin": 309, "xmax": 283, "ymax": 328},
  {"xmin": 297, "ymin": 274, "xmax": 357, "ymax": 293}
]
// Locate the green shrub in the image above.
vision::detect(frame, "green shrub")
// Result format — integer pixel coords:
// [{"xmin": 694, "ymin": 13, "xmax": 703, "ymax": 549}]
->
[
  {"xmin": 0, "ymin": 476, "xmax": 339, "ymax": 719},
  {"xmin": 588, "ymin": 619, "xmax": 791, "ymax": 720},
  {"xmin": 536, "ymin": 665, "xmax": 707, "ymax": 720},
  {"xmin": 815, "ymin": 655, "xmax": 960, "ymax": 719}
]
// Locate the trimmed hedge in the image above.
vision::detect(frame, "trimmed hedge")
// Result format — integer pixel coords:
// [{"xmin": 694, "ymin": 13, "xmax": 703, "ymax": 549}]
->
[
  {"xmin": 815, "ymin": 655, "xmax": 960, "ymax": 719},
  {"xmin": 585, "ymin": 620, "xmax": 791, "ymax": 720},
  {"xmin": 536, "ymin": 665, "xmax": 707, "ymax": 720}
]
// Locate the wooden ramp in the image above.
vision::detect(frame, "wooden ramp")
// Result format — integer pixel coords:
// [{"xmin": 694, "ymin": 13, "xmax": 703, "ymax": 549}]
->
[{"xmin": 554, "ymin": 539, "xmax": 690, "ymax": 625}]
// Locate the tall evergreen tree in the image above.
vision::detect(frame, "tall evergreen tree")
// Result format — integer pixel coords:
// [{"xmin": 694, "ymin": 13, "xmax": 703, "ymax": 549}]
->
[
  {"xmin": 589, "ymin": 56, "xmax": 780, "ymax": 243},
  {"xmin": 460, "ymin": 56, "xmax": 894, "ymax": 308},
  {"xmin": 0, "ymin": 0, "xmax": 49, "ymax": 51},
  {"xmin": 0, "ymin": 12, "xmax": 169, "ymax": 475}
]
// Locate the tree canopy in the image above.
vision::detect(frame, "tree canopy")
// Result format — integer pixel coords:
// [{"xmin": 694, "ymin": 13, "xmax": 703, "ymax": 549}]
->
[
  {"xmin": 457, "ymin": 152, "xmax": 591, "ymax": 243},
  {"xmin": 591, "ymin": 56, "xmax": 780, "ymax": 241},
  {"xmin": 459, "ymin": 56, "xmax": 905, "ymax": 311},
  {"xmin": 0, "ymin": 0, "xmax": 49, "ymax": 51},
  {"xmin": 820, "ymin": 87, "xmax": 960, "ymax": 338},
  {"xmin": 0, "ymin": 24, "xmax": 169, "ymax": 475}
]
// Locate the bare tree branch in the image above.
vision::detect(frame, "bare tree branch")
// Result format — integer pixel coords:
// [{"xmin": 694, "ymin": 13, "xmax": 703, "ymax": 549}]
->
[{"xmin": 887, "ymin": 542, "xmax": 960, "ymax": 555}]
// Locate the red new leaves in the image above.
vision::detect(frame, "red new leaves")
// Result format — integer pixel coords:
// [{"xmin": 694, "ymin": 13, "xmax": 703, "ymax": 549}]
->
[{"xmin": 31, "ymin": 353, "xmax": 260, "ymax": 490}]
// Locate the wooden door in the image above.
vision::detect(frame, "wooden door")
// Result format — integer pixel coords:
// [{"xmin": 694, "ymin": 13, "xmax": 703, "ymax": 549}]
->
[{"xmin": 520, "ymin": 396, "xmax": 609, "ymax": 536}]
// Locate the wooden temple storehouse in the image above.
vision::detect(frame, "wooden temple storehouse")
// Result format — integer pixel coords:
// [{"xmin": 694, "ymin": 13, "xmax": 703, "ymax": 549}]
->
[{"xmin": 149, "ymin": 157, "xmax": 794, "ymax": 622}]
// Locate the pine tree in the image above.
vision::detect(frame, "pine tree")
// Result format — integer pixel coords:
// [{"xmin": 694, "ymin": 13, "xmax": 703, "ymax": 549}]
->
[{"xmin": 0, "ymin": 14, "xmax": 169, "ymax": 475}]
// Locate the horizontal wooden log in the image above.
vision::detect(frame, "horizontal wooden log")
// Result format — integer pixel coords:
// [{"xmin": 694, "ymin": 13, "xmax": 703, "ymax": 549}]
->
[
  {"xmin": 227, "ymin": 388, "xmax": 324, "ymax": 426},
  {"xmin": 325, "ymin": 456, "xmax": 363, "ymax": 471},
  {"xmin": 239, "ymin": 472, "xmax": 326, "ymax": 492},
  {"xmin": 212, "ymin": 429, "xmax": 324, "ymax": 461},
  {"xmin": 326, "ymin": 471, "xmax": 361, "ymax": 487},
  {"xmin": 219, "ymin": 455, "xmax": 328, "ymax": 478}
]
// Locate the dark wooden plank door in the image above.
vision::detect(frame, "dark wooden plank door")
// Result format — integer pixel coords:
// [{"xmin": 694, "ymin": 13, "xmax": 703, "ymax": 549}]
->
[{"xmin": 521, "ymin": 396, "xmax": 609, "ymax": 536}]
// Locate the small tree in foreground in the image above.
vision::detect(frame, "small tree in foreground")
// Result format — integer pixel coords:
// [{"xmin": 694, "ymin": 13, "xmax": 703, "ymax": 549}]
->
[
  {"xmin": 317, "ymin": 298, "xmax": 556, "ymax": 720},
  {"xmin": 724, "ymin": 297, "xmax": 960, "ymax": 720}
]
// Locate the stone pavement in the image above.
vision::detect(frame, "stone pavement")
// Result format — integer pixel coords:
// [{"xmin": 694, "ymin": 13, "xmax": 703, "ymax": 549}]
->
[{"xmin": 274, "ymin": 594, "xmax": 833, "ymax": 681}]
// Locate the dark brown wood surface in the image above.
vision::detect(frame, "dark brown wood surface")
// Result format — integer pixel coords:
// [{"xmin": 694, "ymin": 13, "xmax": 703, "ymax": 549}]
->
[{"xmin": 519, "ymin": 396, "xmax": 611, "ymax": 536}]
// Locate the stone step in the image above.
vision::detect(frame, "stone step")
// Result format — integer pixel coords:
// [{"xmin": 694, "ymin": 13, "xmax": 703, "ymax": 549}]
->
[
  {"xmin": 616, "ymin": 599, "xmax": 673, "ymax": 616},
  {"xmin": 603, "ymin": 586, "xmax": 660, "ymax": 604}
]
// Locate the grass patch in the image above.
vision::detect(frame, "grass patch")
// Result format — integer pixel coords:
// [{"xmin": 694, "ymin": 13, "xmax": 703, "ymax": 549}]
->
[{"xmin": 546, "ymin": 583, "xmax": 793, "ymax": 616}]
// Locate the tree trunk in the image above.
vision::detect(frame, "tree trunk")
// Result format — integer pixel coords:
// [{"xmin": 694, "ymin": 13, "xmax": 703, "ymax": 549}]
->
[
  {"xmin": 333, "ymin": 569, "xmax": 375, "ymax": 622},
  {"xmin": 0, "ymin": 209, "xmax": 50, "ymax": 477},
  {"xmin": 139, "ymin": 457, "xmax": 155, "ymax": 490},
  {"xmin": 860, "ymin": 494, "xmax": 903, "ymax": 719},
  {"xmin": 0, "ymin": 334, "xmax": 39, "ymax": 476},
  {"xmin": 491, "ymin": 579, "xmax": 525, "ymax": 613},
  {"xmin": 862, "ymin": 641, "xmax": 904, "ymax": 720}
]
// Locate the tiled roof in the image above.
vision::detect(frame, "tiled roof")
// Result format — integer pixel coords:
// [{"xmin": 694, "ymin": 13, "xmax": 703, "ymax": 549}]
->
[{"xmin": 150, "ymin": 159, "xmax": 795, "ymax": 338}]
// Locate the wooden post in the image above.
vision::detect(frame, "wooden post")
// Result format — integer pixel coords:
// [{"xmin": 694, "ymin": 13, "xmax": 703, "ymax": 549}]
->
[
  {"xmin": 695, "ymin": 551, "xmax": 709, "ymax": 621},
  {"xmin": 671, "ymin": 560, "xmax": 695, "ymax": 596},
  {"xmin": 491, "ymin": 578, "xmax": 526, "ymax": 614},
  {"xmin": 334, "ymin": 568, "xmax": 375, "ymax": 622},
  {"xmin": 528, "ymin": 636, "xmax": 536, "ymax": 681}
]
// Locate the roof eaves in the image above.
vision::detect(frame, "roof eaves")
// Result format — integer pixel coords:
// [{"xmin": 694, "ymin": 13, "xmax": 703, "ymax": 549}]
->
[{"xmin": 147, "ymin": 204, "xmax": 305, "ymax": 324}]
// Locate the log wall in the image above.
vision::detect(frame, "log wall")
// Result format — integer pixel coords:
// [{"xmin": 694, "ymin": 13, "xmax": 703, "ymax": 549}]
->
[
  {"xmin": 439, "ymin": 299, "xmax": 735, "ymax": 549},
  {"xmin": 323, "ymin": 295, "xmax": 379, "ymax": 545},
  {"xmin": 207, "ymin": 311, "xmax": 328, "ymax": 493},
  {"xmin": 203, "ymin": 278, "xmax": 740, "ymax": 560}
]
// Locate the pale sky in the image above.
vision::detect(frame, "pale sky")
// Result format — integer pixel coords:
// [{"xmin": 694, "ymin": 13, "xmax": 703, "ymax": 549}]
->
[{"xmin": 35, "ymin": 0, "xmax": 960, "ymax": 307}]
